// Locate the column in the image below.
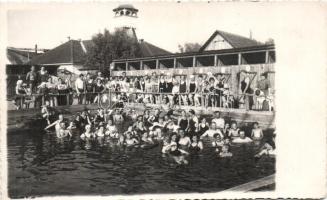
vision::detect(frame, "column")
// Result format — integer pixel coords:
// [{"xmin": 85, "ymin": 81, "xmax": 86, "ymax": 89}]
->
[
  {"xmin": 192, "ymin": 56, "xmax": 196, "ymax": 67},
  {"xmin": 238, "ymin": 53, "xmax": 242, "ymax": 65},
  {"xmin": 214, "ymin": 55, "xmax": 218, "ymax": 66},
  {"xmin": 265, "ymin": 51, "xmax": 269, "ymax": 63}
]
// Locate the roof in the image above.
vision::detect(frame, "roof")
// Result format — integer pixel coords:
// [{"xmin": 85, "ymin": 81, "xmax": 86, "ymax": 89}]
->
[
  {"xmin": 7, "ymin": 48, "xmax": 41, "ymax": 65},
  {"xmin": 113, "ymin": 44, "xmax": 275, "ymax": 62},
  {"xmin": 139, "ymin": 40, "xmax": 172, "ymax": 57},
  {"xmin": 29, "ymin": 40, "xmax": 89, "ymax": 65},
  {"xmin": 199, "ymin": 30, "xmax": 263, "ymax": 52},
  {"xmin": 29, "ymin": 38, "xmax": 171, "ymax": 66},
  {"xmin": 113, "ymin": 4, "xmax": 138, "ymax": 12}
]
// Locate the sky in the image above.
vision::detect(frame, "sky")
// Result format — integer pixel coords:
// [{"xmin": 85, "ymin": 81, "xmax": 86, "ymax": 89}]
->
[{"xmin": 7, "ymin": 2, "xmax": 276, "ymax": 53}]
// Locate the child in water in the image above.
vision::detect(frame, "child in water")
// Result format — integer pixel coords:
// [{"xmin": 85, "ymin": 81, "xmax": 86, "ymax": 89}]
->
[
  {"xmin": 251, "ymin": 122, "xmax": 263, "ymax": 141},
  {"xmin": 219, "ymin": 145, "xmax": 233, "ymax": 157},
  {"xmin": 212, "ymin": 133, "xmax": 224, "ymax": 152}
]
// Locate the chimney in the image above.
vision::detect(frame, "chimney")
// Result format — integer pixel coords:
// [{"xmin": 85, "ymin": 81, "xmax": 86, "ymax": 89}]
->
[
  {"xmin": 35, "ymin": 44, "xmax": 38, "ymax": 54},
  {"xmin": 139, "ymin": 39, "xmax": 144, "ymax": 42},
  {"xmin": 249, "ymin": 30, "xmax": 253, "ymax": 39}
]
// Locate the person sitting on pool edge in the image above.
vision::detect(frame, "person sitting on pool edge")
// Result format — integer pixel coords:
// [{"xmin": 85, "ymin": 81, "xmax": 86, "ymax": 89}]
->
[{"xmin": 232, "ymin": 130, "xmax": 253, "ymax": 143}]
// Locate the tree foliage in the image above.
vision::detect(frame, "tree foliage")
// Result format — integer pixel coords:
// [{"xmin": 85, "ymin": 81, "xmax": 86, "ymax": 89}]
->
[
  {"xmin": 85, "ymin": 28, "xmax": 141, "ymax": 73},
  {"xmin": 178, "ymin": 42, "xmax": 202, "ymax": 53}
]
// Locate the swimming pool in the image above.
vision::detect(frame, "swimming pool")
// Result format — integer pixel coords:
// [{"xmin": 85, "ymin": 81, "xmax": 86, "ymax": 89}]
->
[{"xmin": 7, "ymin": 125, "xmax": 275, "ymax": 198}]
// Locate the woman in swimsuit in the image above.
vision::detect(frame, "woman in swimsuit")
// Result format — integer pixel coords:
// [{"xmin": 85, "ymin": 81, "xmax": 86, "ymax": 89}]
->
[
  {"xmin": 197, "ymin": 117, "xmax": 209, "ymax": 136},
  {"xmin": 188, "ymin": 75, "xmax": 197, "ymax": 106},
  {"xmin": 189, "ymin": 135, "xmax": 203, "ymax": 153},
  {"xmin": 177, "ymin": 129, "xmax": 191, "ymax": 149},
  {"xmin": 166, "ymin": 142, "xmax": 189, "ymax": 165},
  {"xmin": 212, "ymin": 133, "xmax": 224, "ymax": 152},
  {"xmin": 105, "ymin": 119, "xmax": 118, "ymax": 138},
  {"xmin": 80, "ymin": 124, "xmax": 95, "ymax": 139},
  {"xmin": 96, "ymin": 125, "xmax": 105, "ymax": 137},
  {"xmin": 179, "ymin": 76, "xmax": 188, "ymax": 105},
  {"xmin": 178, "ymin": 110, "xmax": 189, "ymax": 132},
  {"xmin": 187, "ymin": 109, "xmax": 199, "ymax": 136}
]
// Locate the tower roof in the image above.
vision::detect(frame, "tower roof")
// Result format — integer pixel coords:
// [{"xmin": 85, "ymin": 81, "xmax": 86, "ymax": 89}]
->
[{"xmin": 113, "ymin": 4, "xmax": 138, "ymax": 12}]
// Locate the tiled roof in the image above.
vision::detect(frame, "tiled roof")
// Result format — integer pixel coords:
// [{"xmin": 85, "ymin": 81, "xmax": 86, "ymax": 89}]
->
[
  {"xmin": 7, "ymin": 48, "xmax": 40, "ymax": 65},
  {"xmin": 30, "ymin": 40, "xmax": 86, "ymax": 65},
  {"xmin": 30, "ymin": 38, "xmax": 171, "ymax": 66},
  {"xmin": 199, "ymin": 30, "xmax": 263, "ymax": 51},
  {"xmin": 139, "ymin": 40, "xmax": 172, "ymax": 57}
]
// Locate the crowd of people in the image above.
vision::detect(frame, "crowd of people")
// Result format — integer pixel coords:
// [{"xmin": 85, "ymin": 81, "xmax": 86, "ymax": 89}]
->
[
  {"xmin": 14, "ymin": 66, "xmax": 273, "ymax": 111},
  {"xmin": 42, "ymin": 105, "xmax": 276, "ymax": 165}
]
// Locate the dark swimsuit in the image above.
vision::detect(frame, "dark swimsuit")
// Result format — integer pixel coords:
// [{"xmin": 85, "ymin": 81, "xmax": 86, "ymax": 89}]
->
[
  {"xmin": 169, "ymin": 149, "xmax": 182, "ymax": 156},
  {"xmin": 189, "ymin": 143, "xmax": 201, "ymax": 153},
  {"xmin": 179, "ymin": 119, "xmax": 188, "ymax": 131}
]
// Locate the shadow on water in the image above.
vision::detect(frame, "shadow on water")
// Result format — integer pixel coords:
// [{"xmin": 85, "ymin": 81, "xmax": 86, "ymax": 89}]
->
[{"xmin": 7, "ymin": 121, "xmax": 275, "ymax": 198}]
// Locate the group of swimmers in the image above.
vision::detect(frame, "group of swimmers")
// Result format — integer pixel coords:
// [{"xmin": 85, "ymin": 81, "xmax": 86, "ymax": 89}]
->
[{"xmin": 42, "ymin": 107, "xmax": 276, "ymax": 164}]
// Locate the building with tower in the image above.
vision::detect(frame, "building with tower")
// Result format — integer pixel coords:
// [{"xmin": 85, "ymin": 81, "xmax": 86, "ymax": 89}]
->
[{"xmin": 26, "ymin": 4, "xmax": 171, "ymax": 74}]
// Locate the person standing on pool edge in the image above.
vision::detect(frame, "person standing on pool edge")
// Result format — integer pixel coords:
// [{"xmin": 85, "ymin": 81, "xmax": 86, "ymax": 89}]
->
[
  {"xmin": 26, "ymin": 66, "xmax": 38, "ymax": 93},
  {"xmin": 75, "ymin": 74, "xmax": 85, "ymax": 104}
]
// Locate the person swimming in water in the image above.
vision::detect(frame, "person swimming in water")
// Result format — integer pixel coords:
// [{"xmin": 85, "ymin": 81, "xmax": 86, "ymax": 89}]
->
[
  {"xmin": 125, "ymin": 132, "xmax": 139, "ymax": 147},
  {"xmin": 57, "ymin": 122, "xmax": 72, "ymax": 138},
  {"xmin": 96, "ymin": 125, "xmax": 105, "ymax": 137},
  {"xmin": 200, "ymin": 122, "xmax": 224, "ymax": 139},
  {"xmin": 232, "ymin": 130, "xmax": 253, "ymax": 143},
  {"xmin": 189, "ymin": 135, "xmax": 203, "ymax": 153},
  {"xmin": 219, "ymin": 145, "xmax": 233, "ymax": 157},
  {"xmin": 212, "ymin": 133, "xmax": 224, "ymax": 152},
  {"xmin": 80, "ymin": 124, "xmax": 95, "ymax": 139},
  {"xmin": 165, "ymin": 142, "xmax": 189, "ymax": 165},
  {"xmin": 141, "ymin": 131, "xmax": 154, "ymax": 144},
  {"xmin": 44, "ymin": 114, "xmax": 64, "ymax": 135},
  {"xmin": 228, "ymin": 121, "xmax": 240, "ymax": 138},
  {"xmin": 177, "ymin": 129, "xmax": 191, "ymax": 149},
  {"xmin": 251, "ymin": 122, "xmax": 263, "ymax": 141},
  {"xmin": 105, "ymin": 119, "xmax": 118, "ymax": 138}
]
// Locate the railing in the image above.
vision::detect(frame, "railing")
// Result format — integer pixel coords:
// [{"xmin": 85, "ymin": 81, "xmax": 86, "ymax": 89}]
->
[{"xmin": 12, "ymin": 89, "xmax": 274, "ymax": 112}]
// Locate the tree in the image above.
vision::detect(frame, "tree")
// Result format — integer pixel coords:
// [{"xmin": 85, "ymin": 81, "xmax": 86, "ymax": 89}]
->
[
  {"xmin": 85, "ymin": 28, "xmax": 141, "ymax": 75},
  {"xmin": 178, "ymin": 42, "xmax": 202, "ymax": 53}
]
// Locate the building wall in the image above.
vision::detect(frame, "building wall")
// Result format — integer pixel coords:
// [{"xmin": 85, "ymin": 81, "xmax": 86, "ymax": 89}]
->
[{"xmin": 204, "ymin": 34, "xmax": 233, "ymax": 51}]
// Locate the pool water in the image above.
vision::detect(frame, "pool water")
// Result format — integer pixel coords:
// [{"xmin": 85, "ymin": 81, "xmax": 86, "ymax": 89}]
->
[{"xmin": 7, "ymin": 126, "xmax": 275, "ymax": 198}]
